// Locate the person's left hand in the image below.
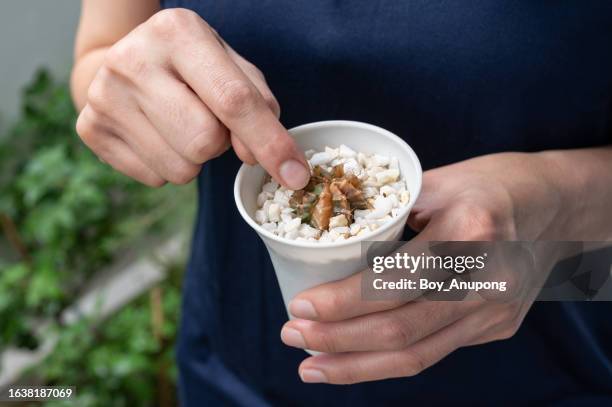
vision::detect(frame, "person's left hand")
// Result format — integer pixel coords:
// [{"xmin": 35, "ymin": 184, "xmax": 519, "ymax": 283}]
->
[{"xmin": 280, "ymin": 152, "xmax": 565, "ymax": 384}]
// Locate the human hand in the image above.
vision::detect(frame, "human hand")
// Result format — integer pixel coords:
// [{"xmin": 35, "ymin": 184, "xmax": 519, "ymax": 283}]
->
[
  {"xmin": 76, "ymin": 8, "xmax": 309, "ymax": 188},
  {"xmin": 280, "ymin": 153, "xmax": 564, "ymax": 384}
]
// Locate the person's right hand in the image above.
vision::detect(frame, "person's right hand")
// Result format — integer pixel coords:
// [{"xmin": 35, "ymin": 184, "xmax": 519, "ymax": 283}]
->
[{"xmin": 76, "ymin": 8, "xmax": 310, "ymax": 188}]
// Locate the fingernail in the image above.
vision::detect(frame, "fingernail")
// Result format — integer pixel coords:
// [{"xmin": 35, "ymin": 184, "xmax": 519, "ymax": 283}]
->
[
  {"xmin": 289, "ymin": 299, "xmax": 318, "ymax": 319},
  {"xmin": 300, "ymin": 369, "xmax": 328, "ymax": 383},
  {"xmin": 280, "ymin": 327, "xmax": 306, "ymax": 348},
  {"xmin": 279, "ymin": 159, "xmax": 310, "ymax": 189}
]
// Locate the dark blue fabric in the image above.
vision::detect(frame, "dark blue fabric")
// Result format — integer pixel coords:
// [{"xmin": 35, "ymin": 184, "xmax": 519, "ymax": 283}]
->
[{"xmin": 159, "ymin": 1, "xmax": 612, "ymax": 405}]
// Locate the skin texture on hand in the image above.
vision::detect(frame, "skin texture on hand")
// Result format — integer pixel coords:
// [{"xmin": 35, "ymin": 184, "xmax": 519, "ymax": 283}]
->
[
  {"xmin": 280, "ymin": 150, "xmax": 612, "ymax": 384},
  {"xmin": 72, "ymin": 4, "xmax": 310, "ymax": 189}
]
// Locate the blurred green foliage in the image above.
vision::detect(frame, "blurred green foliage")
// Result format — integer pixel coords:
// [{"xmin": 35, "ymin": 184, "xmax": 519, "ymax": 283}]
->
[
  {"xmin": 0, "ymin": 70, "xmax": 195, "ymax": 405},
  {"xmin": 37, "ymin": 262, "xmax": 183, "ymax": 407}
]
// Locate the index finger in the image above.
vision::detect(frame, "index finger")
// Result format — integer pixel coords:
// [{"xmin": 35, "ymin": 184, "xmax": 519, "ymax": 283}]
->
[{"xmin": 171, "ymin": 23, "xmax": 310, "ymax": 189}]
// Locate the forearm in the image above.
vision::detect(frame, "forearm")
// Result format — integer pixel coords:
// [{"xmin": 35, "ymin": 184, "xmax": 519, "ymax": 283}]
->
[
  {"xmin": 71, "ymin": 0, "xmax": 160, "ymax": 110},
  {"xmin": 535, "ymin": 146, "xmax": 612, "ymax": 240}
]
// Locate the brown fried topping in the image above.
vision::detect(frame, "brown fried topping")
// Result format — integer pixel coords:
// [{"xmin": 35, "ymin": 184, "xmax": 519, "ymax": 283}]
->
[
  {"xmin": 311, "ymin": 182, "xmax": 333, "ymax": 229},
  {"xmin": 290, "ymin": 165, "xmax": 369, "ymax": 231}
]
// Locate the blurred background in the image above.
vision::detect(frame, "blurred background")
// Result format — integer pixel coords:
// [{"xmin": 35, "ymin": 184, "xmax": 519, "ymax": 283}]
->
[{"xmin": 0, "ymin": 2, "xmax": 195, "ymax": 406}]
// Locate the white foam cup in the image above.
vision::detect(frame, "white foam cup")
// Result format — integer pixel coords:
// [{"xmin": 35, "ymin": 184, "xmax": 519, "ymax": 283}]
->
[{"xmin": 234, "ymin": 120, "xmax": 423, "ymax": 325}]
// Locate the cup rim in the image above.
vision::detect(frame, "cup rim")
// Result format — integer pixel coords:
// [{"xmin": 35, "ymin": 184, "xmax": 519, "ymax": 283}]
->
[{"xmin": 234, "ymin": 120, "xmax": 423, "ymax": 249}]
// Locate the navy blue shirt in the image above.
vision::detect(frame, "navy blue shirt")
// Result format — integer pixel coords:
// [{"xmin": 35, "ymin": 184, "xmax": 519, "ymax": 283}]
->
[{"xmin": 161, "ymin": 1, "xmax": 612, "ymax": 405}]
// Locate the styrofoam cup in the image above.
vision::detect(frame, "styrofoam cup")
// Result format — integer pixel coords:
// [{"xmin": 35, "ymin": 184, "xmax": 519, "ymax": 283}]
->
[{"xmin": 234, "ymin": 120, "xmax": 422, "ymax": 319}]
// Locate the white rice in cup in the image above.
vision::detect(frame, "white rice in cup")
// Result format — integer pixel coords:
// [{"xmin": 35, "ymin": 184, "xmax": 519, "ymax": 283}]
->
[{"xmin": 254, "ymin": 145, "xmax": 411, "ymax": 243}]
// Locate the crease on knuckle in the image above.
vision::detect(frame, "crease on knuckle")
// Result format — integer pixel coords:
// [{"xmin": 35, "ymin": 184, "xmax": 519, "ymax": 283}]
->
[
  {"xmin": 242, "ymin": 60, "xmax": 262, "ymax": 76},
  {"xmin": 397, "ymin": 348, "xmax": 426, "ymax": 377},
  {"xmin": 86, "ymin": 72, "xmax": 114, "ymax": 113},
  {"xmin": 502, "ymin": 301, "xmax": 522, "ymax": 321},
  {"xmin": 486, "ymin": 303, "xmax": 521, "ymax": 340},
  {"xmin": 315, "ymin": 327, "xmax": 340, "ymax": 353},
  {"xmin": 149, "ymin": 8, "xmax": 199, "ymax": 39},
  {"xmin": 455, "ymin": 203, "xmax": 498, "ymax": 241},
  {"xmin": 495, "ymin": 323, "xmax": 519, "ymax": 341},
  {"xmin": 262, "ymin": 93, "xmax": 281, "ymax": 116},
  {"xmin": 106, "ymin": 40, "xmax": 148, "ymax": 78},
  {"xmin": 340, "ymin": 368, "xmax": 360, "ymax": 385},
  {"xmin": 168, "ymin": 162, "xmax": 200, "ymax": 185},
  {"xmin": 144, "ymin": 175, "xmax": 167, "ymax": 188},
  {"xmin": 381, "ymin": 315, "xmax": 413, "ymax": 349},
  {"xmin": 76, "ymin": 108, "xmax": 106, "ymax": 149},
  {"xmin": 216, "ymin": 79, "xmax": 256, "ymax": 119},
  {"xmin": 150, "ymin": 179, "xmax": 167, "ymax": 188},
  {"xmin": 75, "ymin": 113, "xmax": 95, "ymax": 142},
  {"xmin": 491, "ymin": 311, "xmax": 521, "ymax": 340},
  {"xmin": 185, "ymin": 124, "xmax": 225, "ymax": 162}
]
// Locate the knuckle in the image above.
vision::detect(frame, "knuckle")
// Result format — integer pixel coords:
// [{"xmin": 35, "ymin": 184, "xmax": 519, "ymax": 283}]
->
[
  {"xmin": 262, "ymin": 92, "xmax": 281, "ymax": 116},
  {"xmin": 242, "ymin": 60, "xmax": 262, "ymax": 76},
  {"xmin": 503, "ymin": 301, "xmax": 522, "ymax": 321},
  {"xmin": 76, "ymin": 109, "xmax": 113, "ymax": 158},
  {"xmin": 149, "ymin": 8, "xmax": 199, "ymax": 38},
  {"xmin": 168, "ymin": 163, "xmax": 200, "ymax": 185},
  {"xmin": 106, "ymin": 39, "xmax": 148, "ymax": 78},
  {"xmin": 315, "ymin": 329, "xmax": 340, "ymax": 353},
  {"xmin": 105, "ymin": 41, "xmax": 130, "ymax": 67},
  {"xmin": 455, "ymin": 202, "xmax": 498, "ymax": 240},
  {"xmin": 244, "ymin": 62, "xmax": 269, "ymax": 83},
  {"xmin": 239, "ymin": 152, "xmax": 257, "ymax": 165},
  {"xmin": 485, "ymin": 302, "xmax": 522, "ymax": 337},
  {"xmin": 144, "ymin": 176, "xmax": 167, "ymax": 188},
  {"xmin": 252, "ymin": 65, "xmax": 266, "ymax": 79},
  {"xmin": 86, "ymin": 72, "xmax": 113, "ymax": 112},
  {"xmin": 340, "ymin": 368, "xmax": 361, "ymax": 385},
  {"xmin": 208, "ymin": 134, "xmax": 229, "ymax": 157},
  {"xmin": 380, "ymin": 317, "xmax": 413, "ymax": 349},
  {"xmin": 76, "ymin": 108, "xmax": 105, "ymax": 147},
  {"xmin": 185, "ymin": 124, "xmax": 226, "ymax": 162},
  {"xmin": 216, "ymin": 79, "xmax": 257, "ymax": 118},
  {"xmin": 186, "ymin": 135, "xmax": 214, "ymax": 163},
  {"xmin": 75, "ymin": 112, "xmax": 95, "ymax": 141},
  {"xmin": 494, "ymin": 320, "xmax": 520, "ymax": 340},
  {"xmin": 397, "ymin": 348, "xmax": 426, "ymax": 377}
]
